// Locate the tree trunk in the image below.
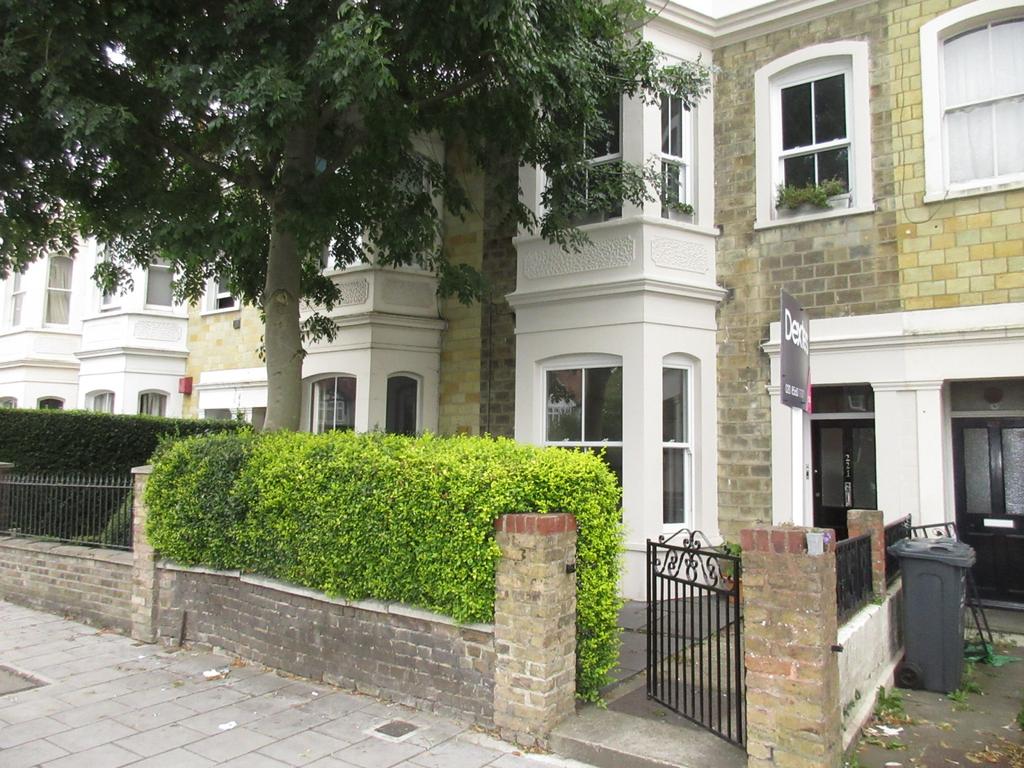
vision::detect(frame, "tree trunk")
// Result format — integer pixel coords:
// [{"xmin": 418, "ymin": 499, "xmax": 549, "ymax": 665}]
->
[
  {"xmin": 261, "ymin": 129, "xmax": 314, "ymax": 432},
  {"xmin": 262, "ymin": 212, "xmax": 304, "ymax": 432}
]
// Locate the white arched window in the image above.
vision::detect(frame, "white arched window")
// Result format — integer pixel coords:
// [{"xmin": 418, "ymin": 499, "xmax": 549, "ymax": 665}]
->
[
  {"xmin": 138, "ymin": 391, "xmax": 168, "ymax": 417},
  {"xmin": 87, "ymin": 391, "xmax": 115, "ymax": 414},
  {"xmin": 311, "ymin": 376, "xmax": 356, "ymax": 433},
  {"xmin": 921, "ymin": 1, "xmax": 1024, "ymax": 197},
  {"xmin": 0, "ymin": 397, "xmax": 17, "ymax": 409},
  {"xmin": 37, "ymin": 397, "xmax": 64, "ymax": 410}
]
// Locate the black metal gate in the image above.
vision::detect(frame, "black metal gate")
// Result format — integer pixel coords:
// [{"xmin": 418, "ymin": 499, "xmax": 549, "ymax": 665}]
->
[{"xmin": 647, "ymin": 530, "xmax": 745, "ymax": 747}]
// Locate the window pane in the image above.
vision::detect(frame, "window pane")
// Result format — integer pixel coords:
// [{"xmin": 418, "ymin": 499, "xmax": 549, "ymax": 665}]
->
[
  {"xmin": 783, "ymin": 153, "xmax": 816, "ymax": 187},
  {"xmin": 584, "ymin": 367, "xmax": 622, "ymax": 442},
  {"xmin": 146, "ymin": 264, "xmax": 173, "ymax": 306},
  {"xmin": 547, "ymin": 369, "xmax": 583, "ymax": 442},
  {"xmin": 819, "ymin": 427, "xmax": 844, "ymax": 507},
  {"xmin": 11, "ymin": 293, "xmax": 23, "ymax": 325},
  {"xmin": 661, "ymin": 94, "xmax": 670, "ymax": 154},
  {"xmin": 1003, "ymin": 428, "xmax": 1024, "ymax": 516},
  {"xmin": 995, "ymin": 98, "xmax": 1024, "ymax": 176},
  {"xmin": 813, "ymin": 74, "xmax": 847, "ymax": 143},
  {"xmin": 587, "ymin": 96, "xmax": 621, "ymax": 158},
  {"xmin": 386, "ymin": 376, "xmax": 418, "ymax": 436},
  {"xmin": 663, "ymin": 448, "xmax": 687, "ymax": 524},
  {"xmin": 0, "ymin": 398, "xmax": 17, "ymax": 408},
  {"xmin": 945, "ymin": 27, "xmax": 992, "ymax": 105},
  {"xmin": 661, "ymin": 160, "xmax": 685, "ymax": 207},
  {"xmin": 584, "ymin": 446, "xmax": 622, "ymax": 486},
  {"xmin": 662, "ymin": 368, "xmax": 688, "ymax": 443},
  {"xmin": 38, "ymin": 398, "xmax": 63, "ymax": 410},
  {"xmin": 313, "ymin": 376, "xmax": 355, "ymax": 432},
  {"xmin": 661, "ymin": 94, "xmax": 684, "ymax": 158},
  {"xmin": 45, "ymin": 290, "xmax": 70, "ymax": 324},
  {"xmin": 851, "ymin": 427, "xmax": 877, "ymax": 509},
  {"xmin": 964, "ymin": 428, "xmax": 992, "ymax": 515},
  {"xmin": 48, "ymin": 256, "xmax": 72, "ymax": 289},
  {"xmin": 992, "ymin": 20, "xmax": 1024, "ymax": 94},
  {"xmin": 947, "ymin": 107, "xmax": 995, "ymax": 182},
  {"xmin": 817, "ymin": 147, "xmax": 850, "ymax": 189},
  {"xmin": 91, "ymin": 392, "xmax": 114, "ymax": 414},
  {"xmin": 204, "ymin": 408, "xmax": 232, "ymax": 420},
  {"xmin": 781, "ymin": 82, "xmax": 813, "ymax": 149},
  {"xmin": 139, "ymin": 392, "xmax": 167, "ymax": 417}
]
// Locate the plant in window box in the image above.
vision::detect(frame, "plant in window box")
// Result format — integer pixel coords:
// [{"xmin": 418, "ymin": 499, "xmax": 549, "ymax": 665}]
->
[
  {"xmin": 665, "ymin": 201, "xmax": 695, "ymax": 222},
  {"xmin": 775, "ymin": 178, "xmax": 851, "ymax": 217}
]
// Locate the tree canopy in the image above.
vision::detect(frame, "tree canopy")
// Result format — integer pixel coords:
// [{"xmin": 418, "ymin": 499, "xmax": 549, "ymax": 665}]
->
[{"xmin": 0, "ymin": 0, "xmax": 710, "ymax": 430}]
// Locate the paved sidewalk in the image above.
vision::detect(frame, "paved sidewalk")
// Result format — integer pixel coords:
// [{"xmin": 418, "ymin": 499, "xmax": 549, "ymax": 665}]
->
[{"xmin": 0, "ymin": 601, "xmax": 595, "ymax": 768}]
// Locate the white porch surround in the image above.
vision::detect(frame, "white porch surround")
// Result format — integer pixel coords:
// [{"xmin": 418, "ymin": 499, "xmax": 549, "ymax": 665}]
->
[{"xmin": 764, "ymin": 303, "xmax": 1024, "ymax": 528}]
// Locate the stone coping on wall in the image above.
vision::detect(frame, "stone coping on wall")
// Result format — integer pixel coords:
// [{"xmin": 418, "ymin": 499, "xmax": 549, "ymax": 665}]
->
[
  {"xmin": 0, "ymin": 536, "xmax": 133, "ymax": 567},
  {"xmin": 157, "ymin": 560, "xmax": 495, "ymax": 634}
]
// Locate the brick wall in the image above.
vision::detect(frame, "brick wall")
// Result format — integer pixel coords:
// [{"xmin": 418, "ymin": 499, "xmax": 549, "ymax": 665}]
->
[
  {"xmin": 0, "ymin": 538, "xmax": 133, "ymax": 632},
  {"xmin": 155, "ymin": 566, "xmax": 497, "ymax": 726},
  {"xmin": 479, "ymin": 160, "xmax": 518, "ymax": 438},
  {"xmin": 713, "ymin": 2, "xmax": 902, "ymax": 536},
  {"xmin": 181, "ymin": 304, "xmax": 264, "ymax": 418},
  {"xmin": 438, "ymin": 142, "xmax": 485, "ymax": 435},
  {"xmin": 887, "ymin": 0, "xmax": 1024, "ymax": 309}
]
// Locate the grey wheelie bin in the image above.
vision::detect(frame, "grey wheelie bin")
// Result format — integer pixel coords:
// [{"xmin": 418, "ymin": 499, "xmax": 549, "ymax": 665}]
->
[{"xmin": 887, "ymin": 537, "xmax": 976, "ymax": 693}]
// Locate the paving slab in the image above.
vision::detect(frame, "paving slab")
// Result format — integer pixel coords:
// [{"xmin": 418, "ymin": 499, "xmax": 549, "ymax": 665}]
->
[{"xmin": 0, "ymin": 600, "xmax": 597, "ymax": 768}]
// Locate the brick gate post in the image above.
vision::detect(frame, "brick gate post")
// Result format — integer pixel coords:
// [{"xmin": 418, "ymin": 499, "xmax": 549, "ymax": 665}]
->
[
  {"xmin": 741, "ymin": 525, "xmax": 842, "ymax": 768},
  {"xmin": 130, "ymin": 465, "xmax": 157, "ymax": 643},
  {"xmin": 847, "ymin": 509, "xmax": 886, "ymax": 596},
  {"xmin": 493, "ymin": 513, "xmax": 577, "ymax": 747}
]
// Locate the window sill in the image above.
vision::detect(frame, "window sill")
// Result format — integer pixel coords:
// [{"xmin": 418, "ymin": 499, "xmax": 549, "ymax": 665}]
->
[
  {"xmin": 923, "ymin": 179, "xmax": 1024, "ymax": 205},
  {"xmin": 754, "ymin": 204, "xmax": 876, "ymax": 231},
  {"xmin": 199, "ymin": 306, "xmax": 241, "ymax": 317}
]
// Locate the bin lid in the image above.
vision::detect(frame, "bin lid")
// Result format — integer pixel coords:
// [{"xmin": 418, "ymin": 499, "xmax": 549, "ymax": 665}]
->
[{"xmin": 887, "ymin": 537, "xmax": 976, "ymax": 568}]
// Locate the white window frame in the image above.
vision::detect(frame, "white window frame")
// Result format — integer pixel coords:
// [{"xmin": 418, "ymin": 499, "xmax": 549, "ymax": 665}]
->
[
  {"xmin": 754, "ymin": 41, "xmax": 873, "ymax": 228},
  {"xmin": 0, "ymin": 397, "xmax": 17, "ymax": 409},
  {"xmin": 138, "ymin": 390, "xmax": 168, "ymax": 417},
  {"xmin": 144, "ymin": 259, "xmax": 173, "ymax": 308},
  {"xmin": 37, "ymin": 397, "xmax": 64, "ymax": 410},
  {"xmin": 310, "ymin": 374, "xmax": 357, "ymax": 433},
  {"xmin": 660, "ymin": 94, "xmax": 695, "ymax": 220},
  {"xmin": 87, "ymin": 390, "xmax": 115, "ymax": 414},
  {"xmin": 921, "ymin": 0, "xmax": 1024, "ymax": 200},
  {"xmin": 662, "ymin": 362, "xmax": 695, "ymax": 529},
  {"xmin": 540, "ymin": 355, "xmax": 623, "ymax": 481},
  {"xmin": 8, "ymin": 271, "xmax": 25, "ymax": 327},
  {"xmin": 576, "ymin": 96, "xmax": 623, "ymax": 226},
  {"xmin": 44, "ymin": 255, "xmax": 74, "ymax": 325}
]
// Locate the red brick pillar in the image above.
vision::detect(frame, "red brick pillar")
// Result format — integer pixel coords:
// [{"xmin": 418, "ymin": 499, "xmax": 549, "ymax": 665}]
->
[
  {"xmin": 493, "ymin": 513, "xmax": 577, "ymax": 747},
  {"xmin": 741, "ymin": 526, "xmax": 842, "ymax": 768},
  {"xmin": 130, "ymin": 465, "xmax": 157, "ymax": 643},
  {"xmin": 847, "ymin": 509, "xmax": 885, "ymax": 596}
]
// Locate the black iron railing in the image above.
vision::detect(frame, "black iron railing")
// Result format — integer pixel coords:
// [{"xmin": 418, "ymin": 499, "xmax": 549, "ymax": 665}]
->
[
  {"xmin": 836, "ymin": 532, "xmax": 873, "ymax": 624},
  {"xmin": 0, "ymin": 472, "xmax": 133, "ymax": 550},
  {"xmin": 884, "ymin": 515, "xmax": 912, "ymax": 585},
  {"xmin": 647, "ymin": 530, "xmax": 745, "ymax": 748}
]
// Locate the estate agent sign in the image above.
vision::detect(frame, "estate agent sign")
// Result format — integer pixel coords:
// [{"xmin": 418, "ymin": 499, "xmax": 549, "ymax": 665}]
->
[{"xmin": 780, "ymin": 290, "xmax": 810, "ymax": 411}]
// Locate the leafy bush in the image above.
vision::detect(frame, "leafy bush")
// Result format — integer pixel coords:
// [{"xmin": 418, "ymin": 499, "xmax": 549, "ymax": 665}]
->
[
  {"xmin": 145, "ymin": 430, "xmax": 623, "ymax": 701},
  {"xmin": 0, "ymin": 408, "xmax": 246, "ymax": 473}
]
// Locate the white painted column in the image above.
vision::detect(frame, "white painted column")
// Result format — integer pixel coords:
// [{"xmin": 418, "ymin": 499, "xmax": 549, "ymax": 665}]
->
[
  {"xmin": 873, "ymin": 386, "xmax": 919, "ymax": 523},
  {"xmin": 914, "ymin": 382, "xmax": 947, "ymax": 526}
]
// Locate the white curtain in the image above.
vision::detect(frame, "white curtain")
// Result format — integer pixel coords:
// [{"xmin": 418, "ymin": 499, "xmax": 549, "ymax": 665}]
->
[
  {"xmin": 45, "ymin": 256, "xmax": 73, "ymax": 324},
  {"xmin": 945, "ymin": 20, "xmax": 1024, "ymax": 182}
]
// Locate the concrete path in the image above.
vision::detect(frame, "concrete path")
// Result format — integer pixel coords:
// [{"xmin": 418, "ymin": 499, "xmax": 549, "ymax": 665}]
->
[{"xmin": 0, "ymin": 601, "xmax": 596, "ymax": 768}]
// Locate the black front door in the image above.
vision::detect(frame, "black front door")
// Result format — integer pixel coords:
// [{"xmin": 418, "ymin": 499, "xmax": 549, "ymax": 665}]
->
[
  {"xmin": 812, "ymin": 419, "xmax": 877, "ymax": 540},
  {"xmin": 953, "ymin": 418, "xmax": 1024, "ymax": 604}
]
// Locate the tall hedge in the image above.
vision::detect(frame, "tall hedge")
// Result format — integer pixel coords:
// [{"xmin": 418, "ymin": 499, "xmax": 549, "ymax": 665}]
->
[
  {"xmin": 145, "ymin": 431, "xmax": 623, "ymax": 701},
  {"xmin": 0, "ymin": 408, "xmax": 246, "ymax": 473}
]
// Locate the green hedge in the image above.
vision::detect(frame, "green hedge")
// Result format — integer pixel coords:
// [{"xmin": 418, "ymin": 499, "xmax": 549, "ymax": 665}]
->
[
  {"xmin": 0, "ymin": 408, "xmax": 247, "ymax": 473},
  {"xmin": 145, "ymin": 431, "xmax": 623, "ymax": 701}
]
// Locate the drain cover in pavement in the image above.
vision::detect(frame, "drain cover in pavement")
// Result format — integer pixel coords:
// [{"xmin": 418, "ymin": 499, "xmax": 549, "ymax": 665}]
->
[
  {"xmin": 374, "ymin": 720, "xmax": 419, "ymax": 739},
  {"xmin": 0, "ymin": 666, "xmax": 46, "ymax": 696}
]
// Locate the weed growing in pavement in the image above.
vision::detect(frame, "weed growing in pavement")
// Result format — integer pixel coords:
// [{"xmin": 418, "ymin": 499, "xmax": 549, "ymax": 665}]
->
[{"xmin": 874, "ymin": 686, "xmax": 909, "ymax": 724}]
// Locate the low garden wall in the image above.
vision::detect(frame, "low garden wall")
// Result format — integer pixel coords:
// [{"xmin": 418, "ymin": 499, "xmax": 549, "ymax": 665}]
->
[
  {"xmin": 0, "ymin": 536, "xmax": 133, "ymax": 632},
  {"xmin": 155, "ymin": 563, "xmax": 497, "ymax": 725}
]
